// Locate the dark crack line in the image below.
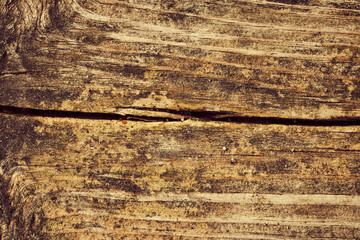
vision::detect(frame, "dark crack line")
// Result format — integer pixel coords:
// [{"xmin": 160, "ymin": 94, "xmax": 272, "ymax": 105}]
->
[
  {"xmin": 0, "ymin": 105, "xmax": 178, "ymax": 122},
  {"xmin": 0, "ymin": 71, "xmax": 35, "ymax": 76},
  {"xmin": 1, "ymin": 105, "xmax": 360, "ymax": 126},
  {"xmin": 219, "ymin": 116, "xmax": 360, "ymax": 126}
]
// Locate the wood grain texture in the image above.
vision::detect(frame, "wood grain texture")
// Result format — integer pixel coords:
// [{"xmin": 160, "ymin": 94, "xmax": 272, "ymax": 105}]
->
[
  {"xmin": 2, "ymin": 0, "xmax": 360, "ymax": 239},
  {"xmin": 1, "ymin": 0, "xmax": 360, "ymax": 119},
  {"xmin": 1, "ymin": 114, "xmax": 360, "ymax": 239}
]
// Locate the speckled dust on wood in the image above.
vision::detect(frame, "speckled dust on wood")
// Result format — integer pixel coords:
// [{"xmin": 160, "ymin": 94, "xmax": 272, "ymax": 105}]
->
[
  {"xmin": 1, "ymin": 0, "xmax": 360, "ymax": 239},
  {"xmin": 1, "ymin": 114, "xmax": 360, "ymax": 239}
]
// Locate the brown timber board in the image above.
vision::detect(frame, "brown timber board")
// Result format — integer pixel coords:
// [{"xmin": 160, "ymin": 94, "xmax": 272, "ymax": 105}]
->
[
  {"xmin": 0, "ymin": 114, "xmax": 360, "ymax": 239},
  {"xmin": 1, "ymin": 0, "xmax": 360, "ymax": 239},
  {"xmin": 1, "ymin": 0, "xmax": 360, "ymax": 119}
]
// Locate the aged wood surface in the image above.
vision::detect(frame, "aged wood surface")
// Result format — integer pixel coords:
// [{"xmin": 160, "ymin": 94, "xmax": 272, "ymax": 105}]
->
[
  {"xmin": 1, "ymin": 0, "xmax": 360, "ymax": 119},
  {"xmin": 1, "ymin": 114, "xmax": 360, "ymax": 239},
  {"xmin": 1, "ymin": 0, "xmax": 360, "ymax": 239}
]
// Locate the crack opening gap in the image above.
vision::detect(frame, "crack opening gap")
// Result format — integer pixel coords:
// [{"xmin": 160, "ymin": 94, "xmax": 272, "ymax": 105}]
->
[
  {"xmin": 1, "ymin": 105, "xmax": 360, "ymax": 126},
  {"xmin": 0, "ymin": 105, "xmax": 179, "ymax": 122}
]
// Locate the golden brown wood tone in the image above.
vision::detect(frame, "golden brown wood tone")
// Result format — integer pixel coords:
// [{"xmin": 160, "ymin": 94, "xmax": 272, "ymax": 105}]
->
[
  {"xmin": 1, "ymin": 114, "xmax": 360, "ymax": 239},
  {"xmin": 1, "ymin": 0, "xmax": 360, "ymax": 119},
  {"xmin": 1, "ymin": 0, "xmax": 360, "ymax": 239}
]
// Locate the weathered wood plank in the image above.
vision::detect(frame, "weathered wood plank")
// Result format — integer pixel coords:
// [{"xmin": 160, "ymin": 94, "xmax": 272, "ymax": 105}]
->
[
  {"xmin": 1, "ymin": 0, "xmax": 360, "ymax": 119},
  {"xmin": 1, "ymin": 114, "xmax": 359, "ymax": 239}
]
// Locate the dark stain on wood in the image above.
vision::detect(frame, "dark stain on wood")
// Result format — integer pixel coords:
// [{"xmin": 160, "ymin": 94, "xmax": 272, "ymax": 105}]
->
[{"xmin": 267, "ymin": 0, "xmax": 310, "ymax": 5}]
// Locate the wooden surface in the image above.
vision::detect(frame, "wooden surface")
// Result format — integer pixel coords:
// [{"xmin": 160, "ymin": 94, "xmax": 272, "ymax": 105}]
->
[
  {"xmin": 1, "ymin": 114, "xmax": 360, "ymax": 239},
  {"xmin": 1, "ymin": 0, "xmax": 360, "ymax": 239},
  {"xmin": 1, "ymin": 0, "xmax": 360, "ymax": 119}
]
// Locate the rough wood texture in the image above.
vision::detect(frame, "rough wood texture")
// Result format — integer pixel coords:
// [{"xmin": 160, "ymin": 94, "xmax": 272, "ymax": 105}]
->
[
  {"xmin": 1, "ymin": 0, "xmax": 360, "ymax": 119},
  {"xmin": 1, "ymin": 114, "xmax": 360, "ymax": 239},
  {"xmin": 2, "ymin": 0, "xmax": 360, "ymax": 239}
]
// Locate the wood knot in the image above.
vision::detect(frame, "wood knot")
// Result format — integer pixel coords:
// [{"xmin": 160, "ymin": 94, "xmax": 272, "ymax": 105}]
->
[{"xmin": 0, "ymin": 0, "xmax": 74, "ymax": 50}]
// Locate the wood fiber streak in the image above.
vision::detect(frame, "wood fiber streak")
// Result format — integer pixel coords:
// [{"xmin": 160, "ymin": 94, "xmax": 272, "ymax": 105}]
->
[
  {"xmin": 0, "ymin": 114, "xmax": 360, "ymax": 239},
  {"xmin": 0, "ymin": 0, "xmax": 360, "ymax": 119}
]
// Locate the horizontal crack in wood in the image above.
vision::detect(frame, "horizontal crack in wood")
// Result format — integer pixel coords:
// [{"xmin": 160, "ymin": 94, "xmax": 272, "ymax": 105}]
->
[{"xmin": 1, "ymin": 105, "xmax": 360, "ymax": 126}]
